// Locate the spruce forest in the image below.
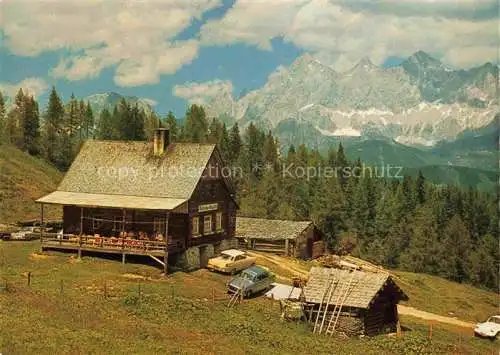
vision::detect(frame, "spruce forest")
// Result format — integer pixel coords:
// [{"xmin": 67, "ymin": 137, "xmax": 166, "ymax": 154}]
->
[{"xmin": 1, "ymin": 86, "xmax": 498, "ymax": 291}]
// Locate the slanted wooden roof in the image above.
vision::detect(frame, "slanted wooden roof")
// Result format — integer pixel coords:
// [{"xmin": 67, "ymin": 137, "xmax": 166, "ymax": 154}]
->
[
  {"xmin": 303, "ymin": 267, "xmax": 408, "ymax": 309},
  {"xmin": 236, "ymin": 217, "xmax": 313, "ymax": 240},
  {"xmin": 36, "ymin": 140, "xmax": 225, "ymax": 210},
  {"xmin": 37, "ymin": 191, "xmax": 187, "ymax": 211}
]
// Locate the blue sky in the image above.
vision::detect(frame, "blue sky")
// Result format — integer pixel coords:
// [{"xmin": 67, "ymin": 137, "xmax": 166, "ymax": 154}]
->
[{"xmin": 0, "ymin": 0, "xmax": 497, "ymax": 117}]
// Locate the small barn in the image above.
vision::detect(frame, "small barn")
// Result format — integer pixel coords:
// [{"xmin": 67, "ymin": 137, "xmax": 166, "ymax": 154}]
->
[
  {"xmin": 235, "ymin": 217, "xmax": 325, "ymax": 259},
  {"xmin": 303, "ymin": 267, "xmax": 408, "ymax": 336}
]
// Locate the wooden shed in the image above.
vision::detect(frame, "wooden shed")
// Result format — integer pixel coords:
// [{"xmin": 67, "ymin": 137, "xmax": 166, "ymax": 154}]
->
[
  {"xmin": 303, "ymin": 267, "xmax": 408, "ymax": 336},
  {"xmin": 235, "ymin": 217, "xmax": 325, "ymax": 259}
]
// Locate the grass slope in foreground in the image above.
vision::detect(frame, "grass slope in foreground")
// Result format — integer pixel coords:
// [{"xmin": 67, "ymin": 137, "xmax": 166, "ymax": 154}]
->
[
  {"xmin": 0, "ymin": 242, "xmax": 498, "ymax": 355},
  {"xmin": 0, "ymin": 145, "xmax": 62, "ymax": 224}
]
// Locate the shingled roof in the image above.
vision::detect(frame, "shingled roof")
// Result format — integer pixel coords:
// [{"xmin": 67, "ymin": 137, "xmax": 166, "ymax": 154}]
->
[
  {"xmin": 37, "ymin": 140, "xmax": 218, "ymax": 209},
  {"xmin": 303, "ymin": 267, "xmax": 408, "ymax": 309},
  {"xmin": 236, "ymin": 217, "xmax": 313, "ymax": 240}
]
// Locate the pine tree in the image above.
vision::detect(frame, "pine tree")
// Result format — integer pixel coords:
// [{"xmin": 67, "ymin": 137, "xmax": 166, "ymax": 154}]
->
[
  {"xmin": 0, "ymin": 91, "xmax": 6, "ymax": 143},
  {"xmin": 83, "ymin": 102, "xmax": 94, "ymax": 140},
  {"xmin": 208, "ymin": 118, "xmax": 220, "ymax": 144},
  {"xmin": 399, "ymin": 206, "xmax": 441, "ymax": 274},
  {"xmin": 227, "ymin": 123, "xmax": 242, "ymax": 166},
  {"xmin": 23, "ymin": 95, "xmax": 40, "ymax": 155},
  {"xmin": 263, "ymin": 130, "xmax": 278, "ymax": 168},
  {"xmin": 10, "ymin": 88, "xmax": 25, "ymax": 148},
  {"xmin": 184, "ymin": 104, "xmax": 208, "ymax": 142},
  {"xmin": 96, "ymin": 108, "xmax": 114, "ymax": 140},
  {"xmin": 243, "ymin": 122, "xmax": 264, "ymax": 178},
  {"xmin": 416, "ymin": 170, "xmax": 426, "ymax": 205},
  {"xmin": 42, "ymin": 86, "xmax": 65, "ymax": 166},
  {"xmin": 218, "ymin": 123, "xmax": 230, "ymax": 163},
  {"xmin": 336, "ymin": 142, "xmax": 348, "ymax": 188},
  {"xmin": 165, "ymin": 111, "xmax": 178, "ymax": 141},
  {"xmin": 439, "ymin": 215, "xmax": 471, "ymax": 282},
  {"xmin": 310, "ymin": 176, "xmax": 344, "ymax": 248},
  {"xmin": 402, "ymin": 175, "xmax": 416, "ymax": 214}
]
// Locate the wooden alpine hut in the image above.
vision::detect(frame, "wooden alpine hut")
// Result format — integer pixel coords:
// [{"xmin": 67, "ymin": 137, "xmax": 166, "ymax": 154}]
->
[{"xmin": 303, "ymin": 267, "xmax": 408, "ymax": 337}]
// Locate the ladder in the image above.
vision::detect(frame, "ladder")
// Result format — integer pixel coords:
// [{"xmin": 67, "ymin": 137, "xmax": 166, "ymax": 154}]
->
[
  {"xmin": 313, "ymin": 275, "xmax": 337, "ymax": 334},
  {"xmin": 325, "ymin": 271, "xmax": 357, "ymax": 336},
  {"xmin": 227, "ymin": 288, "xmax": 243, "ymax": 308}
]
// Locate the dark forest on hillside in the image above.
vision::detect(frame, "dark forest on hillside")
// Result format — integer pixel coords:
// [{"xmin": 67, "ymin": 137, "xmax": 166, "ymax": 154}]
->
[{"xmin": 0, "ymin": 87, "xmax": 498, "ymax": 291}]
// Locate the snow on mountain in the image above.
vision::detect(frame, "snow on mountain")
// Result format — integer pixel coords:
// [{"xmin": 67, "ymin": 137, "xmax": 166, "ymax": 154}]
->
[
  {"xmin": 175, "ymin": 51, "xmax": 498, "ymax": 148},
  {"xmin": 84, "ymin": 92, "xmax": 155, "ymax": 115}
]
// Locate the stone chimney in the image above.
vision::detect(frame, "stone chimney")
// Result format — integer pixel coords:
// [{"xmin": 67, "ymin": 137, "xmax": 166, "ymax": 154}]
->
[{"xmin": 153, "ymin": 128, "xmax": 170, "ymax": 155}]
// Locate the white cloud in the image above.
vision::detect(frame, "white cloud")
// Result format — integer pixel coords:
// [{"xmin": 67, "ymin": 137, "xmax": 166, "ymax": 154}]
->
[
  {"xmin": 199, "ymin": 0, "xmax": 499, "ymax": 70},
  {"xmin": 0, "ymin": 0, "xmax": 222, "ymax": 86},
  {"xmin": 173, "ymin": 79, "xmax": 233, "ymax": 103},
  {"xmin": 0, "ymin": 77, "xmax": 48, "ymax": 98}
]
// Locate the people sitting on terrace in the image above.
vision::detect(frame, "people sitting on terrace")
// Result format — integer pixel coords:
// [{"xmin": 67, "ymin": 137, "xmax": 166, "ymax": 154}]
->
[{"xmin": 138, "ymin": 231, "xmax": 148, "ymax": 240}]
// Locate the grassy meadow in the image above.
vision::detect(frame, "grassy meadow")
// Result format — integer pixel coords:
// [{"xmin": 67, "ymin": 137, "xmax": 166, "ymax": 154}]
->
[{"xmin": 1, "ymin": 241, "xmax": 498, "ymax": 355}]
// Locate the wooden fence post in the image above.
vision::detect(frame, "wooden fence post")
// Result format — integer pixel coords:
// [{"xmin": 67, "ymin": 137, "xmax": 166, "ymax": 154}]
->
[
  {"xmin": 212, "ymin": 287, "xmax": 215, "ymax": 305},
  {"xmin": 27, "ymin": 272, "xmax": 31, "ymax": 286},
  {"xmin": 428, "ymin": 322, "xmax": 433, "ymax": 340},
  {"xmin": 60, "ymin": 280, "xmax": 64, "ymax": 295}
]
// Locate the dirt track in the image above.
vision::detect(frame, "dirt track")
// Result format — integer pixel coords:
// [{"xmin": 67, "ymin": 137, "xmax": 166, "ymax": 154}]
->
[
  {"xmin": 249, "ymin": 251, "xmax": 477, "ymax": 329},
  {"xmin": 398, "ymin": 305, "xmax": 476, "ymax": 329}
]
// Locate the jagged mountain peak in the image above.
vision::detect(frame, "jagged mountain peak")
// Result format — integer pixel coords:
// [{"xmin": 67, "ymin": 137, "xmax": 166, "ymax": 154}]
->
[
  {"xmin": 357, "ymin": 56, "xmax": 377, "ymax": 68},
  {"xmin": 405, "ymin": 50, "xmax": 447, "ymax": 70},
  {"xmin": 289, "ymin": 53, "xmax": 331, "ymax": 72}
]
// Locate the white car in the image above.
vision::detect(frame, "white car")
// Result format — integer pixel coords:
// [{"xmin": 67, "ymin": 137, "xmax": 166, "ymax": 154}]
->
[{"xmin": 474, "ymin": 315, "xmax": 500, "ymax": 339}]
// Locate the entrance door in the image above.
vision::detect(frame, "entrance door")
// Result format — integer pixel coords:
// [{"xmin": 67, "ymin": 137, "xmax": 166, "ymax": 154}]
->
[{"xmin": 306, "ymin": 238, "xmax": 313, "ymax": 259}]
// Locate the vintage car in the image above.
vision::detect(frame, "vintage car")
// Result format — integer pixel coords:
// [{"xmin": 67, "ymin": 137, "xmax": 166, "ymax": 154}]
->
[
  {"xmin": 227, "ymin": 265, "xmax": 275, "ymax": 298},
  {"xmin": 474, "ymin": 315, "xmax": 500, "ymax": 339},
  {"xmin": 207, "ymin": 249, "xmax": 256, "ymax": 274},
  {"xmin": 9, "ymin": 226, "xmax": 48, "ymax": 241}
]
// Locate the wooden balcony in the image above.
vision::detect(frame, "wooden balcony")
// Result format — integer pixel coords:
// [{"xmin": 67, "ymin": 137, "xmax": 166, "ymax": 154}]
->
[{"xmin": 39, "ymin": 233, "xmax": 185, "ymax": 257}]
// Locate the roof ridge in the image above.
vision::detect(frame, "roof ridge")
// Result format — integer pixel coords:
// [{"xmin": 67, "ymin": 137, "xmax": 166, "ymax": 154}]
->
[
  {"xmin": 238, "ymin": 216, "xmax": 312, "ymax": 223},
  {"xmin": 56, "ymin": 190, "xmax": 188, "ymax": 200}
]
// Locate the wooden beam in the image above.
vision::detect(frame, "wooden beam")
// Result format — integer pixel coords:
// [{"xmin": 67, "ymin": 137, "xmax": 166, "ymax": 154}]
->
[
  {"xmin": 78, "ymin": 207, "xmax": 83, "ymax": 259},
  {"xmin": 164, "ymin": 211, "xmax": 170, "ymax": 275},
  {"xmin": 121, "ymin": 209, "xmax": 126, "ymax": 264},
  {"xmin": 40, "ymin": 203, "xmax": 44, "ymax": 252},
  {"xmin": 284, "ymin": 239, "xmax": 289, "ymax": 256}
]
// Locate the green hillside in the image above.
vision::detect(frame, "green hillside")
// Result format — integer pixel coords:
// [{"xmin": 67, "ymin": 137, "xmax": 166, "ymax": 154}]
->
[
  {"xmin": 0, "ymin": 242, "xmax": 498, "ymax": 354},
  {"xmin": 344, "ymin": 139, "xmax": 440, "ymax": 168},
  {"xmin": 0, "ymin": 145, "xmax": 63, "ymax": 224},
  {"xmin": 402, "ymin": 165, "xmax": 498, "ymax": 191}
]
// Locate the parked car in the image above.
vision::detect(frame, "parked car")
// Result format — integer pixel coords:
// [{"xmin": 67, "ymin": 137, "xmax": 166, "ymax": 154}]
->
[
  {"xmin": 9, "ymin": 226, "xmax": 49, "ymax": 241},
  {"xmin": 227, "ymin": 265, "xmax": 275, "ymax": 298},
  {"xmin": 207, "ymin": 249, "xmax": 256, "ymax": 274},
  {"xmin": 474, "ymin": 315, "xmax": 500, "ymax": 339}
]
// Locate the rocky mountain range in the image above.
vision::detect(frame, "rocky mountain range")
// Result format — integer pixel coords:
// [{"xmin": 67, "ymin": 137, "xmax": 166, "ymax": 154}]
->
[
  {"xmin": 84, "ymin": 92, "xmax": 155, "ymax": 116},
  {"xmin": 187, "ymin": 51, "xmax": 498, "ymax": 148}
]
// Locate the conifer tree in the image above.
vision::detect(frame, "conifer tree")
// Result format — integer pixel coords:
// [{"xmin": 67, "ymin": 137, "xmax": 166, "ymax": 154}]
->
[
  {"xmin": 23, "ymin": 95, "xmax": 40, "ymax": 155},
  {"xmin": 43, "ymin": 86, "xmax": 65, "ymax": 166},
  {"xmin": 165, "ymin": 111, "xmax": 178, "ymax": 141},
  {"xmin": 0, "ymin": 92, "xmax": 5, "ymax": 143},
  {"xmin": 96, "ymin": 108, "xmax": 113, "ymax": 140},
  {"xmin": 83, "ymin": 102, "xmax": 94, "ymax": 140},
  {"xmin": 218, "ymin": 123, "xmax": 230, "ymax": 163},
  {"xmin": 416, "ymin": 170, "xmax": 426, "ymax": 205},
  {"xmin": 336, "ymin": 142, "xmax": 348, "ymax": 188},
  {"xmin": 184, "ymin": 104, "xmax": 208, "ymax": 142}
]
